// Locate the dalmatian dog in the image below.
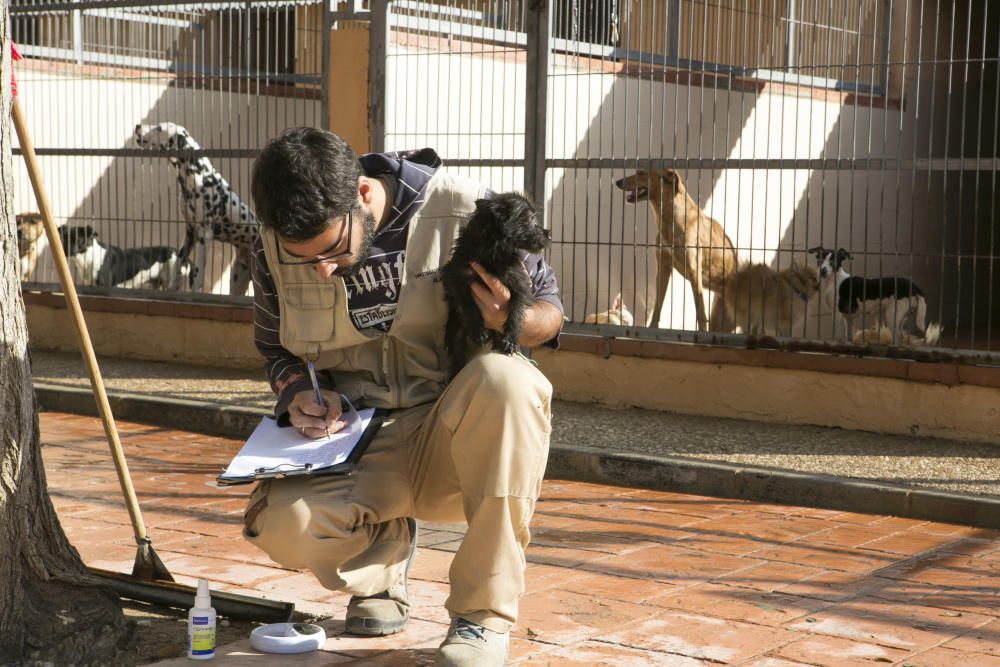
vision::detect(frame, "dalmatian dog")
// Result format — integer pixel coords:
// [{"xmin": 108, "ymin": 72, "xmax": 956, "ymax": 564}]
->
[{"xmin": 133, "ymin": 122, "xmax": 257, "ymax": 295}]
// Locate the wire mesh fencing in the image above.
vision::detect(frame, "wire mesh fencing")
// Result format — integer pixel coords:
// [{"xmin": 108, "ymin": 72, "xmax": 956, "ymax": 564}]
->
[
  {"xmin": 12, "ymin": 0, "xmax": 327, "ymax": 299},
  {"xmin": 13, "ymin": 0, "xmax": 1000, "ymax": 356},
  {"xmin": 376, "ymin": 0, "xmax": 999, "ymax": 355}
]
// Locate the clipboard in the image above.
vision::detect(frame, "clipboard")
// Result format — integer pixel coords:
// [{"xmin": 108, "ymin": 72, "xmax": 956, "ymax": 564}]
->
[{"xmin": 217, "ymin": 403, "xmax": 387, "ymax": 486}]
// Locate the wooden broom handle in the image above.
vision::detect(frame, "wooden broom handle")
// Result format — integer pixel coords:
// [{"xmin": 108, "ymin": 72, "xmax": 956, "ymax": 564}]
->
[{"xmin": 12, "ymin": 97, "xmax": 150, "ymax": 545}]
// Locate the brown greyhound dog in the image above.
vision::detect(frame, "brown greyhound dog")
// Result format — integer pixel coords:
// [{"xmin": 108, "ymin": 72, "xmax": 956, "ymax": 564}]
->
[{"xmin": 614, "ymin": 169, "xmax": 737, "ymax": 330}]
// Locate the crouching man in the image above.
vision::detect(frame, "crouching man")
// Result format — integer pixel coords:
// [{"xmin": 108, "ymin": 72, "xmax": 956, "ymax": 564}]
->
[{"xmin": 242, "ymin": 127, "xmax": 563, "ymax": 666}]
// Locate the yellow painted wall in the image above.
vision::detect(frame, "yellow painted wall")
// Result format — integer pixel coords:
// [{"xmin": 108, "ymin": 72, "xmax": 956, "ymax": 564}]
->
[
  {"xmin": 27, "ymin": 305, "xmax": 258, "ymax": 370},
  {"xmin": 328, "ymin": 24, "xmax": 371, "ymax": 153},
  {"xmin": 532, "ymin": 348, "xmax": 1000, "ymax": 446}
]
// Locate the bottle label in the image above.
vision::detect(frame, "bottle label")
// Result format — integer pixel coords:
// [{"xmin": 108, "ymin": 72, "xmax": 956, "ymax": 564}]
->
[{"xmin": 190, "ymin": 616, "xmax": 216, "ymax": 656}]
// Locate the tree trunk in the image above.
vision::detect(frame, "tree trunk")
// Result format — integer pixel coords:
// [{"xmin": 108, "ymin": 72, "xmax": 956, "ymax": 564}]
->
[{"xmin": 0, "ymin": 7, "xmax": 133, "ymax": 664}]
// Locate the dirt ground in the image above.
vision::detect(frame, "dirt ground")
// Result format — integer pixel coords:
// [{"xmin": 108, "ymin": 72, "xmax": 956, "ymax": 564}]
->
[{"xmin": 120, "ymin": 599, "xmax": 326, "ymax": 664}]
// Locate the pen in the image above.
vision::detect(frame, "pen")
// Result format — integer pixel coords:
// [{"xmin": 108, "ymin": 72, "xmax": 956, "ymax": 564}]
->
[{"xmin": 306, "ymin": 361, "xmax": 331, "ymax": 439}]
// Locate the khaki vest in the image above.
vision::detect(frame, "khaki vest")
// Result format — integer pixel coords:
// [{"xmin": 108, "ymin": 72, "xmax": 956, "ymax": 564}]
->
[{"xmin": 261, "ymin": 171, "xmax": 487, "ymax": 409}]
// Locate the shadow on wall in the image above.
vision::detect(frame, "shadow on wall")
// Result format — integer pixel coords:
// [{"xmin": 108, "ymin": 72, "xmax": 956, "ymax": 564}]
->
[
  {"xmin": 938, "ymin": 2, "xmax": 1000, "ymax": 346},
  {"xmin": 546, "ymin": 68, "xmax": 884, "ymax": 335},
  {"xmin": 775, "ymin": 2, "xmax": 999, "ymax": 348}
]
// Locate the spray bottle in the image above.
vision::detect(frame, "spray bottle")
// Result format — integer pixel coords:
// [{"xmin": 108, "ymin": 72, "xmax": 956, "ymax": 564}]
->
[{"xmin": 187, "ymin": 579, "xmax": 217, "ymax": 660}]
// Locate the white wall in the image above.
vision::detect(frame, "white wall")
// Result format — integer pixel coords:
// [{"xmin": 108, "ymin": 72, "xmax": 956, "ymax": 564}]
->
[{"xmin": 384, "ymin": 42, "xmax": 526, "ymax": 192}]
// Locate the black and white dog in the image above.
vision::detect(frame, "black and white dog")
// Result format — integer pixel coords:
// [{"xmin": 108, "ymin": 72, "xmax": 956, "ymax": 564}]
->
[
  {"xmin": 58, "ymin": 224, "xmax": 186, "ymax": 290},
  {"xmin": 133, "ymin": 122, "xmax": 258, "ymax": 295},
  {"xmin": 809, "ymin": 246, "xmax": 928, "ymax": 342}
]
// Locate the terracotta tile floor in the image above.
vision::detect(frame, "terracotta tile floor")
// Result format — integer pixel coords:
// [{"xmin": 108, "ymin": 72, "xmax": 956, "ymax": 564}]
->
[{"xmin": 40, "ymin": 412, "xmax": 1000, "ymax": 666}]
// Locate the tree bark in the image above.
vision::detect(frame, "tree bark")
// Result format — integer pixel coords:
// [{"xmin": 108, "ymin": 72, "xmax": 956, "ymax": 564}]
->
[{"xmin": 0, "ymin": 6, "xmax": 133, "ymax": 664}]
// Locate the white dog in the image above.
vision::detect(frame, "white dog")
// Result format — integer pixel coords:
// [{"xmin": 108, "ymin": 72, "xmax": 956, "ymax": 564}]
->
[{"xmin": 584, "ymin": 293, "xmax": 635, "ymax": 326}]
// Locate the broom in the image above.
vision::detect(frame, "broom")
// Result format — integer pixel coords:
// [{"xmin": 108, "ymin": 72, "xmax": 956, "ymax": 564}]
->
[{"xmin": 11, "ymin": 71, "xmax": 290, "ymax": 622}]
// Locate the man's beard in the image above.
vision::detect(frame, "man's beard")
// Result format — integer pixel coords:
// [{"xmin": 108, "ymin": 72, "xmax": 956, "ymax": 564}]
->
[{"xmin": 334, "ymin": 209, "xmax": 377, "ymax": 278}]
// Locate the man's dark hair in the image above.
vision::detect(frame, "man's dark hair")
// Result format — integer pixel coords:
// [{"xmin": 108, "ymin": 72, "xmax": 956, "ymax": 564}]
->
[{"xmin": 251, "ymin": 127, "xmax": 362, "ymax": 241}]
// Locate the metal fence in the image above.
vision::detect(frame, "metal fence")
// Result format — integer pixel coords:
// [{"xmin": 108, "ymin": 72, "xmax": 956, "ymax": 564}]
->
[
  {"xmin": 12, "ymin": 0, "xmax": 328, "ymax": 298},
  {"xmin": 14, "ymin": 0, "xmax": 1000, "ymax": 357},
  {"xmin": 373, "ymin": 0, "xmax": 999, "ymax": 356}
]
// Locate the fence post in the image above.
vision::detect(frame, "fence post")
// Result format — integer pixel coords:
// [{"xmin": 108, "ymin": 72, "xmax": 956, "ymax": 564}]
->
[
  {"xmin": 72, "ymin": 1, "xmax": 83, "ymax": 65},
  {"xmin": 320, "ymin": 0, "xmax": 332, "ymax": 131},
  {"xmin": 525, "ymin": 0, "xmax": 549, "ymax": 222},
  {"xmin": 368, "ymin": 0, "xmax": 391, "ymax": 153}
]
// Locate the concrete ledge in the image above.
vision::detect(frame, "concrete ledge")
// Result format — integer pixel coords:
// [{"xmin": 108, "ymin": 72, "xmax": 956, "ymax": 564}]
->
[
  {"xmin": 547, "ymin": 446, "xmax": 1000, "ymax": 529},
  {"xmin": 34, "ymin": 383, "xmax": 268, "ymax": 438},
  {"xmin": 535, "ymin": 348, "xmax": 1000, "ymax": 446},
  {"xmin": 35, "ymin": 382, "xmax": 1000, "ymax": 530}
]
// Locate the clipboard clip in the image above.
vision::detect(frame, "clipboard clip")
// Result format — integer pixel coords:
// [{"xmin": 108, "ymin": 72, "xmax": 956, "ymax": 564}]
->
[{"xmin": 254, "ymin": 462, "xmax": 314, "ymax": 475}]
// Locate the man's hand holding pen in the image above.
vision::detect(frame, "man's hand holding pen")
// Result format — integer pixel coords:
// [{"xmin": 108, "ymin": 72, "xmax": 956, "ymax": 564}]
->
[
  {"xmin": 307, "ymin": 361, "xmax": 332, "ymax": 439},
  {"xmin": 288, "ymin": 387, "xmax": 345, "ymax": 439}
]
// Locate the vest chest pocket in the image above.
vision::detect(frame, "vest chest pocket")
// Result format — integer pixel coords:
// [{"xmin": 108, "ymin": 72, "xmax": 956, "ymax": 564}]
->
[{"xmin": 283, "ymin": 284, "xmax": 337, "ymax": 343}]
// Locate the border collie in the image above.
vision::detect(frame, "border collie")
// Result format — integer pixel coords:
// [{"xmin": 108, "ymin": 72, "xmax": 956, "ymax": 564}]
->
[
  {"xmin": 809, "ymin": 246, "xmax": 927, "ymax": 343},
  {"xmin": 57, "ymin": 224, "xmax": 186, "ymax": 290}
]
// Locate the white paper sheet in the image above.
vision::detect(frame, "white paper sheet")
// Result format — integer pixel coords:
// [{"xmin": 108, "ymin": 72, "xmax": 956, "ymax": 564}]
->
[{"xmin": 219, "ymin": 401, "xmax": 375, "ymax": 482}]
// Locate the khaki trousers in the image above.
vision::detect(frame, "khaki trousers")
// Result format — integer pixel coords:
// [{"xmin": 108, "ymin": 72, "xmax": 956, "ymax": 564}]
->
[{"xmin": 243, "ymin": 352, "xmax": 553, "ymax": 633}]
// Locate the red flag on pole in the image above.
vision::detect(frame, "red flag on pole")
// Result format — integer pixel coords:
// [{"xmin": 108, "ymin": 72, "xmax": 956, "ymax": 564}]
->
[{"xmin": 11, "ymin": 42, "xmax": 22, "ymax": 98}]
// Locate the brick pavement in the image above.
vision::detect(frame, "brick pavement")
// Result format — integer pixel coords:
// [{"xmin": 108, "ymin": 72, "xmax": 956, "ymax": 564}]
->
[{"xmin": 40, "ymin": 411, "xmax": 1000, "ymax": 666}]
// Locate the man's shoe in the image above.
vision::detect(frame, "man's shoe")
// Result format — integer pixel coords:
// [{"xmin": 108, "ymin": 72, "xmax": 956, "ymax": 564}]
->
[
  {"xmin": 435, "ymin": 618, "xmax": 509, "ymax": 667},
  {"xmin": 345, "ymin": 517, "xmax": 417, "ymax": 636}
]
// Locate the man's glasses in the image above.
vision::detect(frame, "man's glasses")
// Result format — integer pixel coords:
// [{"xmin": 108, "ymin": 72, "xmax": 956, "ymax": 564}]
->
[{"xmin": 276, "ymin": 208, "xmax": 354, "ymax": 266}]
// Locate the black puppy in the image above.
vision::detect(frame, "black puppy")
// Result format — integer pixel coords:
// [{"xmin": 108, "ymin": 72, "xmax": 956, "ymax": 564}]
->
[{"xmin": 442, "ymin": 192, "xmax": 550, "ymax": 380}]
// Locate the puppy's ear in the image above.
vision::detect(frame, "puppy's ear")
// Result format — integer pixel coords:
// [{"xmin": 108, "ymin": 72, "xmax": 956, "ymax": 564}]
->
[
  {"xmin": 807, "ymin": 246, "xmax": 824, "ymax": 257},
  {"xmin": 666, "ymin": 169, "xmax": 686, "ymax": 193},
  {"xmin": 837, "ymin": 248, "xmax": 853, "ymax": 262}
]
